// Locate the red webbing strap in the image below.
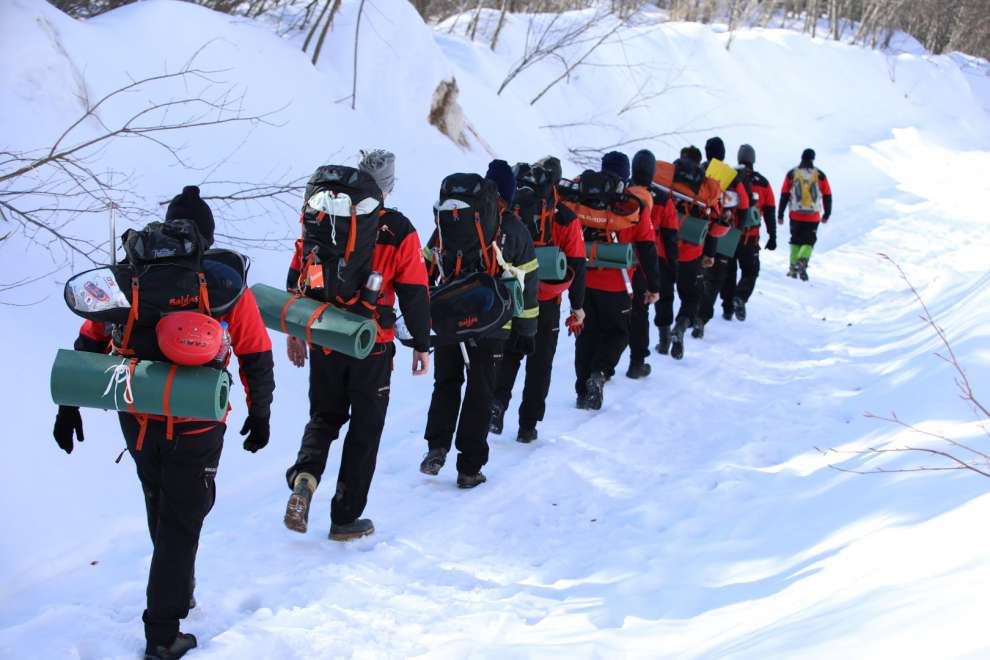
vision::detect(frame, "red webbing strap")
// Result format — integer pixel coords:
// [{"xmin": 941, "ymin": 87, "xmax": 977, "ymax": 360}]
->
[
  {"xmin": 279, "ymin": 294, "xmax": 302, "ymax": 334},
  {"xmin": 135, "ymin": 416, "xmax": 148, "ymax": 452},
  {"xmin": 474, "ymin": 214, "xmax": 492, "ymax": 274},
  {"xmin": 197, "ymin": 272, "xmax": 211, "ymax": 316},
  {"xmin": 539, "ymin": 199, "xmax": 549, "ymax": 245},
  {"xmin": 590, "ymin": 242, "xmax": 599, "ymax": 262},
  {"xmin": 163, "ymin": 364, "xmax": 177, "ymax": 440},
  {"xmin": 305, "ymin": 303, "xmax": 331, "ymax": 346},
  {"xmin": 345, "ymin": 208, "xmax": 357, "ymax": 261},
  {"xmin": 120, "ymin": 277, "xmax": 140, "ymax": 351},
  {"xmin": 454, "ymin": 253, "xmax": 462, "ymax": 278}
]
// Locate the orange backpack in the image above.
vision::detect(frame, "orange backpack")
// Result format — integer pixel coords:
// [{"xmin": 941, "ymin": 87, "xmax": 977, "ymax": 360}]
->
[
  {"xmin": 654, "ymin": 160, "xmax": 721, "ymax": 212},
  {"xmin": 558, "ymin": 170, "xmax": 644, "ymax": 234}
]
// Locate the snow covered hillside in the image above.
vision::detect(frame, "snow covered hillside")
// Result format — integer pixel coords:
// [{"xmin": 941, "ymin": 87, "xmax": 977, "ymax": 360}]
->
[{"xmin": 1, "ymin": 0, "xmax": 990, "ymax": 657}]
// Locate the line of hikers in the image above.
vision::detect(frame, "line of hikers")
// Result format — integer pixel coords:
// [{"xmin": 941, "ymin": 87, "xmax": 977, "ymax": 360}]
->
[{"xmin": 51, "ymin": 140, "xmax": 831, "ymax": 659}]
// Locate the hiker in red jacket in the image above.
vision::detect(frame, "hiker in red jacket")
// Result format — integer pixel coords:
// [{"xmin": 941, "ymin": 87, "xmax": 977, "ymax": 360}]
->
[
  {"xmin": 53, "ymin": 186, "xmax": 274, "ymax": 659},
  {"xmin": 779, "ymin": 148, "xmax": 833, "ymax": 281},
  {"xmin": 283, "ymin": 150, "xmax": 431, "ymax": 540},
  {"xmin": 719, "ymin": 143, "xmax": 777, "ymax": 321},
  {"xmin": 575, "ymin": 151, "xmax": 660, "ymax": 410},
  {"xmin": 491, "ymin": 157, "xmax": 586, "ymax": 443},
  {"xmin": 697, "ymin": 137, "xmax": 750, "ymax": 337}
]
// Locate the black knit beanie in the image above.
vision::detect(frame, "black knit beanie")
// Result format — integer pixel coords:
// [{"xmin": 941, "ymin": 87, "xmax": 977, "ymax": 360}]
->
[{"xmin": 165, "ymin": 186, "xmax": 215, "ymax": 248}]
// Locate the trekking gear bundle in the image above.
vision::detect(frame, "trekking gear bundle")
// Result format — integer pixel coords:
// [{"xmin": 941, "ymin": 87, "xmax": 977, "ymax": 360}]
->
[
  {"xmin": 432, "ymin": 173, "xmax": 500, "ymax": 280},
  {"xmin": 514, "ymin": 157, "xmax": 563, "ymax": 247},
  {"xmin": 50, "ymin": 349, "xmax": 231, "ymax": 421},
  {"xmin": 790, "ymin": 167, "xmax": 821, "ymax": 213},
  {"xmin": 653, "ymin": 160, "xmax": 722, "ymax": 217},
  {"xmin": 428, "ymin": 272, "xmax": 516, "ymax": 345},
  {"xmin": 585, "ymin": 242, "xmax": 635, "ymax": 269},
  {"xmin": 252, "ymin": 283, "xmax": 378, "ymax": 359},
  {"xmin": 558, "ymin": 170, "xmax": 643, "ymax": 235},
  {"xmin": 295, "ymin": 165, "xmax": 384, "ymax": 304},
  {"xmin": 63, "ymin": 218, "xmax": 248, "ymax": 363}
]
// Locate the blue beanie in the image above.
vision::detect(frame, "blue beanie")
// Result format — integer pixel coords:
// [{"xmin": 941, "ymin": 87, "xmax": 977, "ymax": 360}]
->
[
  {"xmin": 486, "ymin": 159, "xmax": 516, "ymax": 206},
  {"xmin": 705, "ymin": 136, "xmax": 726, "ymax": 162},
  {"xmin": 601, "ymin": 151, "xmax": 630, "ymax": 182}
]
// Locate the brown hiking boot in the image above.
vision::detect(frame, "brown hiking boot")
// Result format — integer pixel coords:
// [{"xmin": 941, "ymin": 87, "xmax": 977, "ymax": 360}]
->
[
  {"xmin": 284, "ymin": 473, "xmax": 316, "ymax": 534},
  {"xmin": 329, "ymin": 518, "xmax": 375, "ymax": 541}
]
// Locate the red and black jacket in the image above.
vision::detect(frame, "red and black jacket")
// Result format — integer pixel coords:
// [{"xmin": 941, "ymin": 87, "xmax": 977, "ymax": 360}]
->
[
  {"xmin": 738, "ymin": 168, "xmax": 777, "ymax": 244},
  {"xmin": 532, "ymin": 202, "xmax": 587, "ymax": 310},
  {"xmin": 75, "ymin": 288, "xmax": 275, "ymax": 421},
  {"xmin": 651, "ymin": 188, "xmax": 680, "ymax": 263},
  {"xmin": 780, "ymin": 167, "xmax": 832, "ymax": 222},
  {"xmin": 586, "ymin": 185, "xmax": 660, "ymax": 294},
  {"xmin": 287, "ymin": 209, "xmax": 431, "ymax": 353}
]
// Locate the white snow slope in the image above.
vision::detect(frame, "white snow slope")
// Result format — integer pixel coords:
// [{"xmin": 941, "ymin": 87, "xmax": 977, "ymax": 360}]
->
[{"xmin": 1, "ymin": 1, "xmax": 990, "ymax": 658}]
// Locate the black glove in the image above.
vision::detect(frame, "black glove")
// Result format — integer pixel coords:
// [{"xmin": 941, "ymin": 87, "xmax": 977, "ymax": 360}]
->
[
  {"xmin": 53, "ymin": 406, "xmax": 84, "ymax": 454},
  {"xmin": 507, "ymin": 332, "xmax": 536, "ymax": 356},
  {"xmin": 822, "ymin": 213, "xmax": 831, "ymax": 223},
  {"xmin": 240, "ymin": 415, "xmax": 270, "ymax": 453},
  {"xmin": 766, "ymin": 236, "xmax": 777, "ymax": 251}
]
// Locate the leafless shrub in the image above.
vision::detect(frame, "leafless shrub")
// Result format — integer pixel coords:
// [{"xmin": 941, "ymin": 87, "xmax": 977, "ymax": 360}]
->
[{"xmin": 819, "ymin": 255, "xmax": 990, "ymax": 478}]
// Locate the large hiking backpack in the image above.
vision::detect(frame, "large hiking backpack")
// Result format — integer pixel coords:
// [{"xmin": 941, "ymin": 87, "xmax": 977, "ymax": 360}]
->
[
  {"xmin": 295, "ymin": 165, "xmax": 383, "ymax": 303},
  {"xmin": 654, "ymin": 159, "xmax": 721, "ymax": 217},
  {"xmin": 790, "ymin": 167, "xmax": 820, "ymax": 213},
  {"xmin": 432, "ymin": 173, "xmax": 500, "ymax": 281},
  {"xmin": 63, "ymin": 220, "xmax": 247, "ymax": 363},
  {"xmin": 559, "ymin": 170, "xmax": 642, "ymax": 243},
  {"xmin": 513, "ymin": 162, "xmax": 559, "ymax": 246}
]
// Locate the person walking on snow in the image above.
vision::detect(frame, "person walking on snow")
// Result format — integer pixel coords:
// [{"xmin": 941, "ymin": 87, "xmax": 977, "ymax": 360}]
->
[
  {"xmin": 779, "ymin": 148, "xmax": 832, "ymax": 280},
  {"xmin": 574, "ymin": 151, "xmax": 660, "ymax": 409},
  {"xmin": 627, "ymin": 149, "xmax": 671, "ymax": 379},
  {"xmin": 283, "ymin": 150, "xmax": 431, "ymax": 540},
  {"xmin": 53, "ymin": 186, "xmax": 275, "ymax": 660},
  {"xmin": 719, "ymin": 143, "xmax": 777, "ymax": 321},
  {"xmin": 697, "ymin": 136, "xmax": 750, "ymax": 337},
  {"xmin": 421, "ymin": 159, "xmax": 539, "ymax": 488},
  {"xmin": 491, "ymin": 157, "xmax": 586, "ymax": 443}
]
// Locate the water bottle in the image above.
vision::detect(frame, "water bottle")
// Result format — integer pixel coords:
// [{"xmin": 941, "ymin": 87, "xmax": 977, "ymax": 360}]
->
[
  {"xmin": 216, "ymin": 321, "xmax": 232, "ymax": 364},
  {"xmin": 359, "ymin": 272, "xmax": 383, "ymax": 319}
]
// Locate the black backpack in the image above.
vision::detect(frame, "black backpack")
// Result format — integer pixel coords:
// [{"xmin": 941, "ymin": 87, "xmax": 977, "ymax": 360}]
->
[
  {"xmin": 297, "ymin": 165, "xmax": 383, "ymax": 303},
  {"xmin": 514, "ymin": 162, "xmax": 557, "ymax": 246},
  {"xmin": 432, "ymin": 173, "xmax": 500, "ymax": 280},
  {"xmin": 673, "ymin": 158, "xmax": 704, "ymax": 194},
  {"xmin": 65, "ymin": 219, "xmax": 246, "ymax": 361}
]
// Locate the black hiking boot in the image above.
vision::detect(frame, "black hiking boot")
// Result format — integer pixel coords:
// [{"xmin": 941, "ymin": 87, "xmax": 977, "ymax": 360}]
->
[
  {"xmin": 517, "ymin": 426, "xmax": 538, "ymax": 444},
  {"xmin": 733, "ymin": 296, "xmax": 747, "ymax": 321},
  {"xmin": 576, "ymin": 394, "xmax": 590, "ymax": 410},
  {"xmin": 329, "ymin": 518, "xmax": 374, "ymax": 541},
  {"xmin": 489, "ymin": 402, "xmax": 505, "ymax": 435},
  {"xmin": 145, "ymin": 633, "xmax": 197, "ymax": 660},
  {"xmin": 585, "ymin": 371, "xmax": 606, "ymax": 410},
  {"xmin": 671, "ymin": 320, "xmax": 687, "ymax": 360},
  {"xmin": 603, "ymin": 367, "xmax": 614, "ymax": 382},
  {"xmin": 626, "ymin": 361, "xmax": 652, "ymax": 379},
  {"xmin": 691, "ymin": 320, "xmax": 705, "ymax": 339},
  {"xmin": 284, "ymin": 473, "xmax": 316, "ymax": 534},
  {"xmin": 721, "ymin": 308, "xmax": 733, "ymax": 321},
  {"xmin": 457, "ymin": 471, "xmax": 487, "ymax": 489},
  {"xmin": 419, "ymin": 448, "xmax": 447, "ymax": 476},
  {"xmin": 787, "ymin": 264, "xmax": 798, "ymax": 278},
  {"xmin": 655, "ymin": 325, "xmax": 671, "ymax": 355},
  {"xmin": 797, "ymin": 258, "xmax": 809, "ymax": 281}
]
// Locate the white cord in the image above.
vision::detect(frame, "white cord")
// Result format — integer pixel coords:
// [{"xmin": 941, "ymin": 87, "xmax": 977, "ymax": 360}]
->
[{"xmin": 103, "ymin": 359, "xmax": 135, "ymax": 408}]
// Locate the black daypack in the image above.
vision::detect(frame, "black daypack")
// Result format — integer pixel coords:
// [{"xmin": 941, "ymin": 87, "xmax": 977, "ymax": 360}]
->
[
  {"xmin": 432, "ymin": 173, "xmax": 500, "ymax": 280},
  {"xmin": 297, "ymin": 165, "xmax": 383, "ymax": 304},
  {"xmin": 514, "ymin": 162, "xmax": 558, "ymax": 246},
  {"xmin": 673, "ymin": 158, "xmax": 704, "ymax": 194}
]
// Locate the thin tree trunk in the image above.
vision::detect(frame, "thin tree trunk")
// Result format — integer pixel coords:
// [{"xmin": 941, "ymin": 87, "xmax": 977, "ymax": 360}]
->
[
  {"xmin": 303, "ymin": 0, "xmax": 331, "ymax": 53},
  {"xmin": 468, "ymin": 0, "xmax": 484, "ymax": 41},
  {"xmin": 351, "ymin": 0, "xmax": 366, "ymax": 110},
  {"xmin": 311, "ymin": 0, "xmax": 342, "ymax": 66},
  {"xmin": 490, "ymin": 0, "xmax": 509, "ymax": 51}
]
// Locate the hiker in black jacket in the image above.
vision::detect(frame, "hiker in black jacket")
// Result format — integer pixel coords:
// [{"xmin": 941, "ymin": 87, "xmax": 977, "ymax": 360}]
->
[{"xmin": 421, "ymin": 160, "xmax": 539, "ymax": 488}]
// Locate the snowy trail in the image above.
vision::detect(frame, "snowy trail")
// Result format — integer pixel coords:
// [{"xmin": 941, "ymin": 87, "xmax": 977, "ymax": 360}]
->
[{"xmin": 5, "ymin": 182, "xmax": 989, "ymax": 657}]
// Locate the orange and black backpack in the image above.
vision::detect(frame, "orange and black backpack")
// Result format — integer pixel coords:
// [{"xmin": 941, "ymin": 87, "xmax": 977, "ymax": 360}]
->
[
  {"xmin": 558, "ymin": 170, "xmax": 643, "ymax": 244},
  {"xmin": 294, "ymin": 165, "xmax": 384, "ymax": 306},
  {"xmin": 431, "ymin": 173, "xmax": 501, "ymax": 282},
  {"xmin": 513, "ymin": 158, "xmax": 564, "ymax": 247}
]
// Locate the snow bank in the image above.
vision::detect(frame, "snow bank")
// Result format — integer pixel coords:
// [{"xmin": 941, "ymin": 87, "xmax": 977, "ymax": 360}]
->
[{"xmin": 1, "ymin": 0, "xmax": 989, "ymax": 657}]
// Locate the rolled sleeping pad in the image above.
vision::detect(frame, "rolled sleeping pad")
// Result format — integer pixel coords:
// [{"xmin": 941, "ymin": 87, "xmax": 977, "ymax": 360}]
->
[
  {"xmin": 585, "ymin": 242, "xmax": 635, "ymax": 269},
  {"xmin": 743, "ymin": 206, "xmax": 762, "ymax": 229},
  {"xmin": 534, "ymin": 246, "xmax": 567, "ymax": 281},
  {"xmin": 715, "ymin": 227, "xmax": 743, "ymax": 257},
  {"xmin": 678, "ymin": 215, "xmax": 709, "ymax": 245},
  {"xmin": 500, "ymin": 277, "xmax": 525, "ymax": 317},
  {"xmin": 50, "ymin": 349, "xmax": 230, "ymax": 420},
  {"xmin": 251, "ymin": 283, "xmax": 377, "ymax": 359}
]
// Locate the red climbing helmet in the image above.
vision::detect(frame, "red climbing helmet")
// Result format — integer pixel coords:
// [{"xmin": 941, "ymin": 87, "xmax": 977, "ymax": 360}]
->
[{"xmin": 156, "ymin": 311, "xmax": 223, "ymax": 366}]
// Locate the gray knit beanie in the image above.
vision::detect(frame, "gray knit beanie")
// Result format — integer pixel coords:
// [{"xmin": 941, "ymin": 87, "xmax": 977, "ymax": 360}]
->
[{"xmin": 358, "ymin": 149, "xmax": 396, "ymax": 195}]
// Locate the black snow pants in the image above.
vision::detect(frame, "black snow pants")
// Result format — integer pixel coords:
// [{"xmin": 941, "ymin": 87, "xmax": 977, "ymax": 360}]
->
[
  {"xmin": 574, "ymin": 288, "xmax": 631, "ymax": 395},
  {"xmin": 699, "ymin": 254, "xmax": 733, "ymax": 324},
  {"xmin": 675, "ymin": 258, "xmax": 703, "ymax": 325},
  {"xmin": 494, "ymin": 299, "xmax": 561, "ymax": 429},
  {"xmin": 285, "ymin": 343, "xmax": 394, "ymax": 525},
  {"xmin": 629, "ymin": 269, "xmax": 653, "ymax": 363},
  {"xmin": 121, "ymin": 413, "xmax": 224, "ymax": 646},
  {"xmin": 425, "ymin": 337, "xmax": 504, "ymax": 475},
  {"xmin": 720, "ymin": 239, "xmax": 761, "ymax": 313},
  {"xmin": 653, "ymin": 257, "xmax": 677, "ymax": 329}
]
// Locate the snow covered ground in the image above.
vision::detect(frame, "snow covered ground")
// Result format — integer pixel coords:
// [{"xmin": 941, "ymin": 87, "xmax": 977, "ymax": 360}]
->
[{"xmin": 1, "ymin": 0, "xmax": 989, "ymax": 657}]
